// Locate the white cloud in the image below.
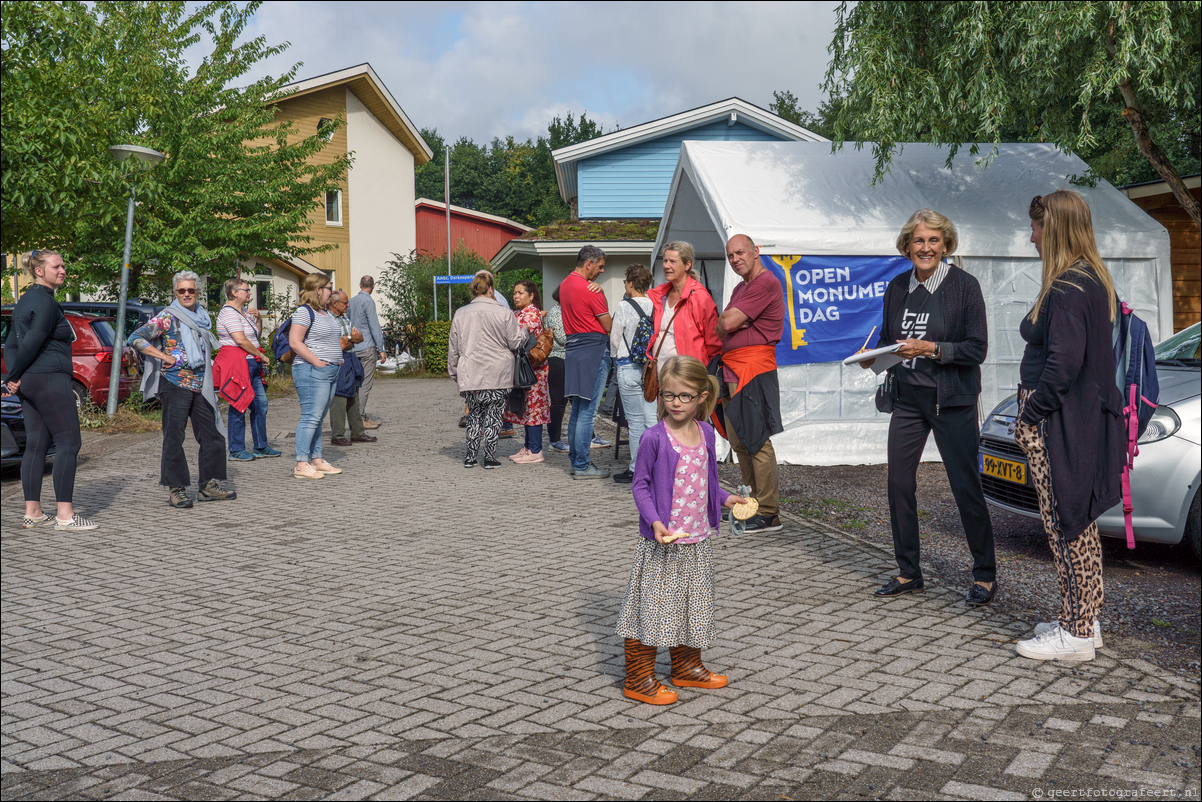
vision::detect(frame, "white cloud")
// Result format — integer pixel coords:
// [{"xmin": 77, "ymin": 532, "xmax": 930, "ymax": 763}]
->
[{"xmin": 228, "ymin": 0, "xmax": 840, "ymax": 143}]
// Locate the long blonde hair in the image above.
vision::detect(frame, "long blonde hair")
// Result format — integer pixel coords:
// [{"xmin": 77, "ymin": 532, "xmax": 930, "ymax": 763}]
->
[
  {"xmin": 657, "ymin": 356, "xmax": 719, "ymax": 422},
  {"xmin": 1028, "ymin": 190, "xmax": 1117, "ymax": 323}
]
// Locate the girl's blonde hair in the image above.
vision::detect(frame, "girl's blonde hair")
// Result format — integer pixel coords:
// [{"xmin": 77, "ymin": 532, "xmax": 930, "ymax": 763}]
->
[
  {"xmin": 21, "ymin": 250, "xmax": 62, "ymax": 279},
  {"xmin": 657, "ymin": 355, "xmax": 719, "ymax": 422},
  {"xmin": 298, "ymin": 272, "xmax": 331, "ymax": 310},
  {"xmin": 1027, "ymin": 189, "xmax": 1117, "ymax": 323}
]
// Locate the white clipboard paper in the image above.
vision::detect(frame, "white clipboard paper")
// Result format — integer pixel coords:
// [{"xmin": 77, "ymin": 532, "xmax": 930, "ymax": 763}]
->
[{"xmin": 842, "ymin": 343, "xmax": 904, "ymax": 374}]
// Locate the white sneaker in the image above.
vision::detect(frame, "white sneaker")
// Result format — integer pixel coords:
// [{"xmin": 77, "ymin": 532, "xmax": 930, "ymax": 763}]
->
[
  {"xmin": 1016, "ymin": 623, "xmax": 1095, "ymax": 662},
  {"xmin": 1035, "ymin": 619, "xmax": 1103, "ymax": 649}
]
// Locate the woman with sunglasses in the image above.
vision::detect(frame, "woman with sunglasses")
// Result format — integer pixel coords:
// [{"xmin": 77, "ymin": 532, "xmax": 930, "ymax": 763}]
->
[
  {"xmin": 1013, "ymin": 191, "xmax": 1125, "ymax": 662},
  {"xmin": 3, "ymin": 250, "xmax": 97, "ymax": 530},
  {"xmin": 128, "ymin": 271, "xmax": 236, "ymax": 508}
]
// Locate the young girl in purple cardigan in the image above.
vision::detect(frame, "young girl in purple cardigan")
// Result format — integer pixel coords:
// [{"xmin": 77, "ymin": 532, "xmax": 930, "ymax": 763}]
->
[{"xmin": 616, "ymin": 356, "xmax": 747, "ymax": 705}]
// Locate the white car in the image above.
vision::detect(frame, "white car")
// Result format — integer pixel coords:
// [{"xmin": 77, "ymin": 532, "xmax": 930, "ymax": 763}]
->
[{"xmin": 978, "ymin": 322, "xmax": 1201, "ymax": 559}]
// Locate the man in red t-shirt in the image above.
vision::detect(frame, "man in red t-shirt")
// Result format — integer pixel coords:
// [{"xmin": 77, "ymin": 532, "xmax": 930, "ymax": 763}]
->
[
  {"xmin": 716, "ymin": 234, "xmax": 785, "ymax": 533},
  {"xmin": 561, "ymin": 245, "xmax": 613, "ymax": 478}
]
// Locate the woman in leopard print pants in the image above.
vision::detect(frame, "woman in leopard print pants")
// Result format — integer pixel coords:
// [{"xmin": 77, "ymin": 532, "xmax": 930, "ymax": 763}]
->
[{"xmin": 1013, "ymin": 190, "xmax": 1126, "ymax": 663}]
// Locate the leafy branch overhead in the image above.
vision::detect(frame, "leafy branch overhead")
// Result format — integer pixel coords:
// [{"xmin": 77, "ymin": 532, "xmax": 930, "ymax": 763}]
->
[
  {"xmin": 821, "ymin": 1, "xmax": 1201, "ymax": 230},
  {"xmin": 1, "ymin": 0, "xmax": 351, "ymax": 299}
]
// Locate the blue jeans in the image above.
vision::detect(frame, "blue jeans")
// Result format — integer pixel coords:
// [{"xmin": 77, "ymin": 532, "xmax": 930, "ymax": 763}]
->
[
  {"xmin": 227, "ymin": 357, "xmax": 268, "ymax": 453},
  {"xmin": 568, "ymin": 349, "xmax": 611, "ymax": 472},
  {"xmin": 524, "ymin": 424, "xmax": 543, "ymax": 454},
  {"xmin": 292, "ymin": 361, "xmax": 339, "ymax": 462},
  {"xmin": 616, "ymin": 358, "xmax": 657, "ymax": 472}
]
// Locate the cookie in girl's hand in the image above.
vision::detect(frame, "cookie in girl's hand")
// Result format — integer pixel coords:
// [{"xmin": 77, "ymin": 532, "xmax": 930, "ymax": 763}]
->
[
  {"xmin": 731, "ymin": 498, "xmax": 759, "ymax": 520},
  {"xmin": 661, "ymin": 530, "xmax": 688, "ymax": 544}
]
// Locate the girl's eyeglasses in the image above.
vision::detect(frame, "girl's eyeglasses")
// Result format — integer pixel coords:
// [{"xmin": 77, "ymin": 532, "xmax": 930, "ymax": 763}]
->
[{"xmin": 659, "ymin": 391, "xmax": 697, "ymax": 403}]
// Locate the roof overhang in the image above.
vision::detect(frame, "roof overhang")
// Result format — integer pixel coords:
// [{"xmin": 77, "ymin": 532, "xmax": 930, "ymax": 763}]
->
[
  {"xmin": 1119, "ymin": 173, "xmax": 1201, "ymax": 200},
  {"xmin": 492, "ymin": 240, "xmax": 655, "ymax": 272},
  {"xmin": 551, "ymin": 97, "xmax": 828, "ymax": 204},
  {"xmin": 265, "ymin": 252, "xmax": 325, "ymax": 279},
  {"xmin": 415, "ymin": 198, "xmax": 533, "ymax": 232},
  {"xmin": 277, "ymin": 63, "xmax": 433, "ymax": 165}
]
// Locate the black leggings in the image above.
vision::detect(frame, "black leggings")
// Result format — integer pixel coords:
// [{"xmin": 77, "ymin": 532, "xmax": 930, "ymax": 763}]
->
[{"xmin": 17, "ymin": 372, "xmax": 81, "ymax": 504}]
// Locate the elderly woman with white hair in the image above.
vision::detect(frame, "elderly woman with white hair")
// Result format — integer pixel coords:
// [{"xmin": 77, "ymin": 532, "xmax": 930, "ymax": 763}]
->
[
  {"xmin": 859, "ymin": 209, "xmax": 996, "ymax": 606},
  {"xmin": 128, "ymin": 270, "xmax": 237, "ymax": 509}
]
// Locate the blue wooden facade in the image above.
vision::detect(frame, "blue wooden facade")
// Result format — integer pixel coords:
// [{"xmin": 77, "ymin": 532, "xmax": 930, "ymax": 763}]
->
[{"xmin": 576, "ymin": 120, "xmax": 786, "ymax": 219}]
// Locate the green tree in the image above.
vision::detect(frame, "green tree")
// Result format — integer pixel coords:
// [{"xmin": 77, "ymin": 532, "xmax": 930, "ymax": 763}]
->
[
  {"xmin": 2, "ymin": 1, "xmax": 350, "ymax": 298},
  {"xmin": 822, "ymin": 1, "xmax": 1201, "ymax": 230}
]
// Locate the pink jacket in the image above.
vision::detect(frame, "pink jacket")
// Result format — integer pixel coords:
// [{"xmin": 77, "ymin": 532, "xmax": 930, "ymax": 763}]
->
[{"xmin": 646, "ymin": 277, "xmax": 721, "ymax": 364}]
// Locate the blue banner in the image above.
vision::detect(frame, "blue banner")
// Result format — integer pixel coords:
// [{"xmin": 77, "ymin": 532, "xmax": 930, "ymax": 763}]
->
[
  {"xmin": 434, "ymin": 275, "xmax": 474, "ymax": 285},
  {"xmin": 760, "ymin": 255, "xmax": 912, "ymax": 365}
]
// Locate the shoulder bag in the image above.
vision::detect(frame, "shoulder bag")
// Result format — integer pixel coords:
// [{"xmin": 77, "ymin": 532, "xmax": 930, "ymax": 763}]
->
[
  {"xmin": 642, "ymin": 298, "xmax": 681, "ymax": 403},
  {"xmin": 528, "ymin": 328, "xmax": 554, "ymax": 369}
]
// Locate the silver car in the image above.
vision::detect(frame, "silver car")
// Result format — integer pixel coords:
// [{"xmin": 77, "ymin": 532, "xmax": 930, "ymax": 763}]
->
[{"xmin": 978, "ymin": 322, "xmax": 1201, "ymax": 559}]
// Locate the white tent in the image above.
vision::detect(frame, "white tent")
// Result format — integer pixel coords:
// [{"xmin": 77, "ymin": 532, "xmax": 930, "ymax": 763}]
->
[{"xmin": 652, "ymin": 141, "xmax": 1172, "ymax": 465}]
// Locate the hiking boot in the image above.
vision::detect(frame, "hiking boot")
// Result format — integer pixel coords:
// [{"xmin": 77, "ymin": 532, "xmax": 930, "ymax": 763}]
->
[
  {"xmin": 169, "ymin": 487, "xmax": 193, "ymax": 508},
  {"xmin": 197, "ymin": 479, "xmax": 237, "ymax": 502}
]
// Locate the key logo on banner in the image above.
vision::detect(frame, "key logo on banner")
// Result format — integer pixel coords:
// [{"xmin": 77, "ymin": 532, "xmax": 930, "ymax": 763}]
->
[{"xmin": 760, "ymin": 255, "xmax": 912, "ymax": 365}]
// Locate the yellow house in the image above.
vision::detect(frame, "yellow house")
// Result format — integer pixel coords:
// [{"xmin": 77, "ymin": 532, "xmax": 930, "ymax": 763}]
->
[{"xmin": 241, "ymin": 63, "xmax": 432, "ymax": 316}]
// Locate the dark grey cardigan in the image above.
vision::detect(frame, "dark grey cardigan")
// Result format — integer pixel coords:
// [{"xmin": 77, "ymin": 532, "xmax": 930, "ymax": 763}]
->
[
  {"xmin": 1019, "ymin": 268, "xmax": 1125, "ymax": 541},
  {"xmin": 875, "ymin": 265, "xmax": 988, "ymax": 410}
]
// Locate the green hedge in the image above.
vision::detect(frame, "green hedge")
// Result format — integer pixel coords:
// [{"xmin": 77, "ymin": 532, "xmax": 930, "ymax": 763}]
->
[{"xmin": 424, "ymin": 320, "xmax": 452, "ymax": 374}]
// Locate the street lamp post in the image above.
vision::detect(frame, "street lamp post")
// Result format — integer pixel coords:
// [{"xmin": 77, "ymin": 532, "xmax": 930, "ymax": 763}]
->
[{"xmin": 107, "ymin": 144, "xmax": 165, "ymax": 417}]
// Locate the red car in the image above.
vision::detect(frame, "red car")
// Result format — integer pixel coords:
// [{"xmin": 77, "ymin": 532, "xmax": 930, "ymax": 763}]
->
[{"xmin": 1, "ymin": 309, "xmax": 138, "ymax": 410}]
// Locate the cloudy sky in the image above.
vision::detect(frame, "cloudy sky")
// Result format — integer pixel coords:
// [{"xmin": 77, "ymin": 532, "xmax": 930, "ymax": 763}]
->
[{"xmin": 225, "ymin": 1, "xmax": 841, "ymax": 144}]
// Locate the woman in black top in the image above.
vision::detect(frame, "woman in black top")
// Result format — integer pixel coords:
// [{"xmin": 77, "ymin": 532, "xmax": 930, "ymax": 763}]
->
[
  {"xmin": 1013, "ymin": 190, "xmax": 1124, "ymax": 663},
  {"xmin": 2, "ymin": 250, "xmax": 97, "ymax": 531},
  {"xmin": 860, "ymin": 209, "xmax": 996, "ymax": 605}
]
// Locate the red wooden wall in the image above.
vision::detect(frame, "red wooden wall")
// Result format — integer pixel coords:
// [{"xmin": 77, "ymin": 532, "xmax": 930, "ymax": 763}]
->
[{"xmin": 416, "ymin": 203, "xmax": 527, "ymax": 264}]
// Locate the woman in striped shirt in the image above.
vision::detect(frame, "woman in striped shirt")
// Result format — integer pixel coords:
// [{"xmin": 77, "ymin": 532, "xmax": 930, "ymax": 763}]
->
[{"xmin": 288, "ymin": 274, "xmax": 344, "ymax": 479}]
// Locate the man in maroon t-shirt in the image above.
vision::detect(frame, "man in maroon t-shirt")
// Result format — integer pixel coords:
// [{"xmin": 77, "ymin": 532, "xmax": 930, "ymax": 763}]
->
[{"xmin": 716, "ymin": 234, "xmax": 785, "ymax": 533}]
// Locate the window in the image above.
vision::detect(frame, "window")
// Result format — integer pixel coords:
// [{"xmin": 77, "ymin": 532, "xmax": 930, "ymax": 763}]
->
[
  {"xmin": 325, "ymin": 189, "xmax": 342, "ymax": 225},
  {"xmin": 318, "ymin": 117, "xmax": 334, "ymax": 142},
  {"xmin": 256, "ymin": 280, "xmax": 271, "ymax": 310}
]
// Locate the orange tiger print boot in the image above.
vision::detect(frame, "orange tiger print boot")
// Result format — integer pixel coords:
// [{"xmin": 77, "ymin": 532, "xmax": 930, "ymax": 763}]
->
[
  {"xmin": 623, "ymin": 639, "xmax": 678, "ymax": 704},
  {"xmin": 669, "ymin": 646, "xmax": 728, "ymax": 689}
]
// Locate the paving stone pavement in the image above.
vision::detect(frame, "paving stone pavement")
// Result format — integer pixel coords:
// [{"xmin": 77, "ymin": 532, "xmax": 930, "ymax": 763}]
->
[{"xmin": 2, "ymin": 378, "xmax": 1199, "ymax": 801}]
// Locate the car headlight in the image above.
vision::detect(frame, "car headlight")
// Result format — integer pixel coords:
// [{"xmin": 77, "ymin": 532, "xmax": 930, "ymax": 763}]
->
[{"xmin": 1138, "ymin": 406, "xmax": 1181, "ymax": 444}]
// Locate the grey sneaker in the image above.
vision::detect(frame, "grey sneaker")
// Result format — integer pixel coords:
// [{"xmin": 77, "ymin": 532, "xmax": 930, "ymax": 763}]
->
[
  {"xmin": 197, "ymin": 479, "xmax": 237, "ymax": 502},
  {"xmin": 54, "ymin": 514, "xmax": 99, "ymax": 531},
  {"xmin": 572, "ymin": 463, "xmax": 610, "ymax": 480},
  {"xmin": 1035, "ymin": 620, "xmax": 1103, "ymax": 650},
  {"xmin": 169, "ymin": 487, "xmax": 193, "ymax": 509}
]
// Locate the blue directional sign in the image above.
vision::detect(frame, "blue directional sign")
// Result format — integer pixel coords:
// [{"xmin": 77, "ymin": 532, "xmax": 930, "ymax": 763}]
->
[{"xmin": 434, "ymin": 275, "xmax": 474, "ymax": 285}]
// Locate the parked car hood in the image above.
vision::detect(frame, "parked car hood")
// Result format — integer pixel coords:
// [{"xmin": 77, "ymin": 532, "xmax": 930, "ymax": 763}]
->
[{"xmin": 1154, "ymin": 365, "xmax": 1201, "ymax": 406}]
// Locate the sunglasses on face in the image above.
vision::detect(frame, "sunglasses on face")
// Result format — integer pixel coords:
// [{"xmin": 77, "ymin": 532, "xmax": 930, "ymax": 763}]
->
[{"xmin": 176, "ymin": 288, "xmax": 197, "ymax": 295}]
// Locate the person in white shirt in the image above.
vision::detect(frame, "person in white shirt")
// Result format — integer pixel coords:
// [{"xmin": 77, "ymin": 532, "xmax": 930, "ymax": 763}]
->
[{"xmin": 609, "ymin": 264, "xmax": 657, "ymax": 483}]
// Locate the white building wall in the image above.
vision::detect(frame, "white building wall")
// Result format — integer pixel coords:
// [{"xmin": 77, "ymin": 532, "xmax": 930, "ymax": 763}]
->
[{"xmin": 346, "ymin": 88, "xmax": 416, "ymax": 305}]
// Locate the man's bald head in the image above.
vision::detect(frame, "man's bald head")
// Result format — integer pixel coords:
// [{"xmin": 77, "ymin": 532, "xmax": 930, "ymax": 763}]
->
[{"xmin": 726, "ymin": 234, "xmax": 762, "ymax": 281}]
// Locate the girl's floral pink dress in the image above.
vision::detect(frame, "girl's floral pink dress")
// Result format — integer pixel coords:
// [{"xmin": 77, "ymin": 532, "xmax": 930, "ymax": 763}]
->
[{"xmin": 504, "ymin": 304, "xmax": 550, "ymax": 426}]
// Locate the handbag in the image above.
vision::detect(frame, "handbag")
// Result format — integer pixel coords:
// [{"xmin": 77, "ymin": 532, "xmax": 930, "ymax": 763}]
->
[
  {"xmin": 875, "ymin": 368, "xmax": 896, "ymax": 414},
  {"xmin": 527, "ymin": 328, "xmax": 554, "ymax": 370},
  {"xmin": 513, "ymin": 348, "xmax": 536, "ymax": 390},
  {"xmin": 642, "ymin": 301, "xmax": 681, "ymax": 403}
]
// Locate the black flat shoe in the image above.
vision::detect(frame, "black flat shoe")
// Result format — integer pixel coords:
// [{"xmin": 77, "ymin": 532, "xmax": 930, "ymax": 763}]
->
[
  {"xmin": 965, "ymin": 581, "xmax": 997, "ymax": 606},
  {"xmin": 612, "ymin": 469, "xmax": 633, "ymax": 484},
  {"xmin": 874, "ymin": 577, "xmax": 924, "ymax": 596}
]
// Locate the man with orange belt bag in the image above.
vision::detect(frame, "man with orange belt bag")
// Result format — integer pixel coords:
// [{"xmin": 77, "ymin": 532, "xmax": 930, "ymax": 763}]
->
[{"xmin": 713, "ymin": 234, "xmax": 785, "ymax": 533}]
